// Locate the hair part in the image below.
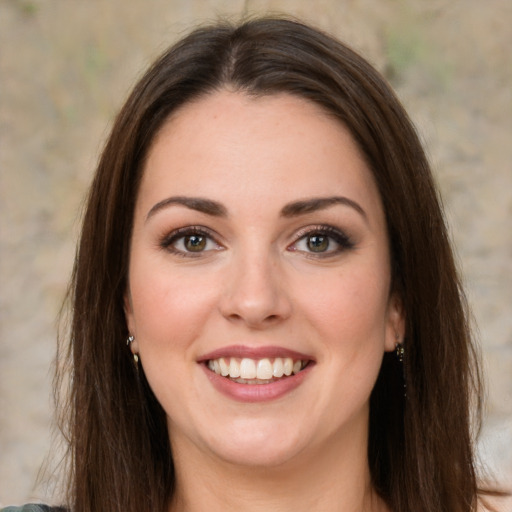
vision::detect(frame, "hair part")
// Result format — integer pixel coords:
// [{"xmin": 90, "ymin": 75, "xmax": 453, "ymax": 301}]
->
[{"xmin": 57, "ymin": 16, "xmax": 484, "ymax": 512}]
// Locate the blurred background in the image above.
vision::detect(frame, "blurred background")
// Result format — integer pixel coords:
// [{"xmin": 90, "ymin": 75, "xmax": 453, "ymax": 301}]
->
[{"xmin": 0, "ymin": 0, "xmax": 510, "ymax": 505}]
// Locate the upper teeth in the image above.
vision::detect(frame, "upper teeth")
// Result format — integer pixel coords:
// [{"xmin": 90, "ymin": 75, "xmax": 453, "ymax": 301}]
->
[{"xmin": 207, "ymin": 357, "xmax": 306, "ymax": 380}]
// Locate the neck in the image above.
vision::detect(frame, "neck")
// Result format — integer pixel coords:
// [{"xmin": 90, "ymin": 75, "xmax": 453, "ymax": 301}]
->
[{"xmin": 168, "ymin": 423, "xmax": 388, "ymax": 512}]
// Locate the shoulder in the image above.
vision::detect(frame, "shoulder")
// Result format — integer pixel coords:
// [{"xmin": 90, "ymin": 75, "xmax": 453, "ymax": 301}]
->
[
  {"xmin": 1, "ymin": 506, "xmax": 68, "ymax": 512},
  {"xmin": 478, "ymin": 493, "xmax": 512, "ymax": 512}
]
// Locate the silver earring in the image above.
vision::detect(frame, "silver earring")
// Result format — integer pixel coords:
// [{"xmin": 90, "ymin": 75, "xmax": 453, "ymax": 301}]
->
[
  {"xmin": 395, "ymin": 337, "xmax": 406, "ymax": 398},
  {"xmin": 127, "ymin": 335, "xmax": 139, "ymax": 366}
]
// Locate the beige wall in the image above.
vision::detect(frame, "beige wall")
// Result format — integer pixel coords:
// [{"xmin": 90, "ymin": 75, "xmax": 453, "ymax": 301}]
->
[{"xmin": 1, "ymin": 0, "xmax": 510, "ymax": 504}]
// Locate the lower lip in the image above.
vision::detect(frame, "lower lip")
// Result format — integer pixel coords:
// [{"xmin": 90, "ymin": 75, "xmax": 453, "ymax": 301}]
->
[{"xmin": 201, "ymin": 363, "xmax": 314, "ymax": 403}]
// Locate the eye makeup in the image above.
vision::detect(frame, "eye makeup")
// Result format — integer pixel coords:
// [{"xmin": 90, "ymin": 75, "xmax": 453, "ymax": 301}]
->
[
  {"xmin": 157, "ymin": 221, "xmax": 355, "ymax": 261},
  {"xmin": 159, "ymin": 225, "xmax": 223, "ymax": 258},
  {"xmin": 288, "ymin": 224, "xmax": 355, "ymax": 258}
]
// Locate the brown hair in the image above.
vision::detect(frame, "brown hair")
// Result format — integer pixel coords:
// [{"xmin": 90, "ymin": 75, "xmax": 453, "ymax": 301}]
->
[{"xmin": 58, "ymin": 16, "xmax": 484, "ymax": 512}]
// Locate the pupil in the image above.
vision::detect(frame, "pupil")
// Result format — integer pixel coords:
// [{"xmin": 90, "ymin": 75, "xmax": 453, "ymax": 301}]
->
[
  {"xmin": 185, "ymin": 235, "xmax": 206, "ymax": 252},
  {"xmin": 307, "ymin": 235, "xmax": 328, "ymax": 252}
]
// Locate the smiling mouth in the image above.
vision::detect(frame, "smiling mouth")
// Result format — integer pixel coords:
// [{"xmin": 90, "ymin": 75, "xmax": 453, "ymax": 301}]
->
[{"xmin": 207, "ymin": 357, "xmax": 309, "ymax": 384}]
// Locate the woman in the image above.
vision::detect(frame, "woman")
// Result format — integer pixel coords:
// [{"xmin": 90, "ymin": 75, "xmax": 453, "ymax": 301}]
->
[{"xmin": 2, "ymin": 16, "xmax": 495, "ymax": 512}]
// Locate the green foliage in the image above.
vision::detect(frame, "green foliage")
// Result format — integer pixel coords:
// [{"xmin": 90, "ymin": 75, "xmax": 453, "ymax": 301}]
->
[
  {"xmin": 383, "ymin": 20, "xmax": 452, "ymax": 91},
  {"xmin": 16, "ymin": 0, "xmax": 39, "ymax": 16},
  {"xmin": 384, "ymin": 26, "xmax": 426, "ymax": 83}
]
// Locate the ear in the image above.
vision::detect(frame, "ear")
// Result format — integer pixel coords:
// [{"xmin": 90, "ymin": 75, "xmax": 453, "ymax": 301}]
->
[
  {"xmin": 384, "ymin": 293, "xmax": 405, "ymax": 352},
  {"xmin": 124, "ymin": 291, "xmax": 139, "ymax": 354}
]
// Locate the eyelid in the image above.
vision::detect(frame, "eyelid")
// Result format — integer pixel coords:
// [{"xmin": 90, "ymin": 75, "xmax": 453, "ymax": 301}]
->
[
  {"xmin": 288, "ymin": 224, "xmax": 355, "ymax": 255},
  {"xmin": 160, "ymin": 225, "xmax": 224, "ymax": 256}
]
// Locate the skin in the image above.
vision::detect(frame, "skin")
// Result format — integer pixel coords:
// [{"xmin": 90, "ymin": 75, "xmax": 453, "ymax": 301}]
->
[{"xmin": 125, "ymin": 90, "xmax": 404, "ymax": 512}]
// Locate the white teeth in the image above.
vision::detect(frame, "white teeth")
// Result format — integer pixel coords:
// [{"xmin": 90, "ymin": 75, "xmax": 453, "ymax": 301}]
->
[
  {"xmin": 207, "ymin": 356, "xmax": 307, "ymax": 382},
  {"xmin": 283, "ymin": 358, "xmax": 293, "ymax": 376},
  {"xmin": 219, "ymin": 357, "xmax": 229, "ymax": 377},
  {"xmin": 256, "ymin": 359, "xmax": 273, "ymax": 380},
  {"xmin": 229, "ymin": 358, "xmax": 240, "ymax": 378},
  {"xmin": 273, "ymin": 358, "xmax": 284, "ymax": 377},
  {"xmin": 240, "ymin": 358, "xmax": 257, "ymax": 379}
]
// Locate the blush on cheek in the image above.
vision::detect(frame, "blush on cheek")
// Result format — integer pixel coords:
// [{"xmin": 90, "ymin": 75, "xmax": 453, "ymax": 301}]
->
[{"xmin": 134, "ymin": 288, "xmax": 212, "ymax": 353}]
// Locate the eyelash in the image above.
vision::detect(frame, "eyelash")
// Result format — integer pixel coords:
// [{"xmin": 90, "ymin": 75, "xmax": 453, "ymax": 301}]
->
[
  {"xmin": 289, "ymin": 225, "xmax": 355, "ymax": 257},
  {"xmin": 159, "ymin": 224, "xmax": 354, "ymax": 258},
  {"xmin": 159, "ymin": 226, "xmax": 222, "ymax": 257}
]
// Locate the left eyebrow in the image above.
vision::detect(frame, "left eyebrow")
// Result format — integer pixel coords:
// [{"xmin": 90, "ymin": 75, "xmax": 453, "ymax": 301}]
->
[
  {"xmin": 145, "ymin": 196, "xmax": 228, "ymax": 222},
  {"xmin": 280, "ymin": 196, "xmax": 368, "ymax": 222}
]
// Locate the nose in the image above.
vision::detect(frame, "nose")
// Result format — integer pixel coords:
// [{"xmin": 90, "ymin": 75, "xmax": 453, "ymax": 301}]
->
[{"xmin": 218, "ymin": 250, "xmax": 292, "ymax": 329}]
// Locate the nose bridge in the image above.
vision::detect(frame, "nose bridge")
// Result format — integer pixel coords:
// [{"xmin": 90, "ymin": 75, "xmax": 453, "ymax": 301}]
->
[{"xmin": 220, "ymin": 241, "xmax": 291, "ymax": 327}]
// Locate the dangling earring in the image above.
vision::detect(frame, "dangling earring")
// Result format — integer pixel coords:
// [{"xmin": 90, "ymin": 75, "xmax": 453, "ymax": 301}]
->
[
  {"xmin": 126, "ymin": 335, "xmax": 139, "ymax": 366},
  {"xmin": 395, "ymin": 335, "xmax": 406, "ymax": 398},
  {"xmin": 395, "ymin": 341, "xmax": 405, "ymax": 362}
]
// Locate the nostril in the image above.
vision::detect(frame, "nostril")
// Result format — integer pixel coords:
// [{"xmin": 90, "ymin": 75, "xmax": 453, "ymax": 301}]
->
[{"xmin": 218, "ymin": 272, "xmax": 292, "ymax": 327}]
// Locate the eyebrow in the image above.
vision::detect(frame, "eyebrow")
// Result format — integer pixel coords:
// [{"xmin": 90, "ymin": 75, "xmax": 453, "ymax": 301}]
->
[
  {"xmin": 145, "ymin": 195, "xmax": 367, "ymax": 223},
  {"xmin": 280, "ymin": 196, "xmax": 368, "ymax": 222},
  {"xmin": 146, "ymin": 196, "xmax": 228, "ymax": 222}
]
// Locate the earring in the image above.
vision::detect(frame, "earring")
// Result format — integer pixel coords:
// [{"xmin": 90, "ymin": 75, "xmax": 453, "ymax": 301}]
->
[
  {"xmin": 395, "ymin": 336, "xmax": 406, "ymax": 398},
  {"xmin": 395, "ymin": 341, "xmax": 405, "ymax": 362},
  {"xmin": 126, "ymin": 335, "xmax": 139, "ymax": 366}
]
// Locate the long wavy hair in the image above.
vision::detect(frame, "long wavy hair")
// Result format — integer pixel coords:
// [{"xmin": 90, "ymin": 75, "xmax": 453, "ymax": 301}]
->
[{"xmin": 56, "ymin": 16, "xmax": 484, "ymax": 512}]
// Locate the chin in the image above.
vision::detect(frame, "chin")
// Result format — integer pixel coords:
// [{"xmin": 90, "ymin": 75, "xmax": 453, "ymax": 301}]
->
[
  {"xmin": 212, "ymin": 438, "xmax": 305, "ymax": 469},
  {"xmin": 201, "ymin": 416, "xmax": 310, "ymax": 468}
]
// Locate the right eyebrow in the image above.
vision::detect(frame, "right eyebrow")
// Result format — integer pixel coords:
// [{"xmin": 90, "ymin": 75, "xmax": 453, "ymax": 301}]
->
[
  {"xmin": 145, "ymin": 196, "xmax": 228, "ymax": 223},
  {"xmin": 280, "ymin": 196, "xmax": 368, "ymax": 224}
]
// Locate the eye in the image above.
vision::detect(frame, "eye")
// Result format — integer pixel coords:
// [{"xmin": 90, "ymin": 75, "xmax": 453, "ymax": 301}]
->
[
  {"xmin": 176, "ymin": 234, "xmax": 209, "ymax": 252},
  {"xmin": 290, "ymin": 226, "xmax": 354, "ymax": 256},
  {"xmin": 304, "ymin": 234, "xmax": 330, "ymax": 252},
  {"xmin": 161, "ymin": 227, "xmax": 222, "ymax": 257}
]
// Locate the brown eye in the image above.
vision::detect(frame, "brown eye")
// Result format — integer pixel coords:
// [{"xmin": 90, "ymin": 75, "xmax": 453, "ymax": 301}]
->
[
  {"xmin": 184, "ymin": 234, "xmax": 207, "ymax": 252},
  {"xmin": 307, "ymin": 234, "xmax": 330, "ymax": 252},
  {"xmin": 162, "ymin": 227, "xmax": 223, "ymax": 257},
  {"xmin": 289, "ymin": 226, "xmax": 354, "ymax": 257}
]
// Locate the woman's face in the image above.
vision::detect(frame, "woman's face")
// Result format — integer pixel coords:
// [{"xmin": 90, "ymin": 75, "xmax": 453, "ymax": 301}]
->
[{"xmin": 125, "ymin": 91, "xmax": 404, "ymax": 468}]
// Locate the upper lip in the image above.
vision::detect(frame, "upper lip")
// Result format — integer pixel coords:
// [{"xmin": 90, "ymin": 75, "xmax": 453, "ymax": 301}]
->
[{"xmin": 197, "ymin": 345, "xmax": 315, "ymax": 362}]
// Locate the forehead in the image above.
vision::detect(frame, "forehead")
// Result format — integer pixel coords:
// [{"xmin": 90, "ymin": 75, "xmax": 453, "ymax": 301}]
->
[{"xmin": 140, "ymin": 90, "xmax": 383, "ymax": 219}]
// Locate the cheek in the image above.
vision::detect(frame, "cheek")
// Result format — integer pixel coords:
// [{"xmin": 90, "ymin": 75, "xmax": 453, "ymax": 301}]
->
[
  {"xmin": 128, "ymin": 265, "xmax": 220, "ymax": 409},
  {"xmin": 296, "ymin": 262, "xmax": 391, "ymax": 351},
  {"xmin": 128, "ymin": 262, "xmax": 219, "ymax": 350}
]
